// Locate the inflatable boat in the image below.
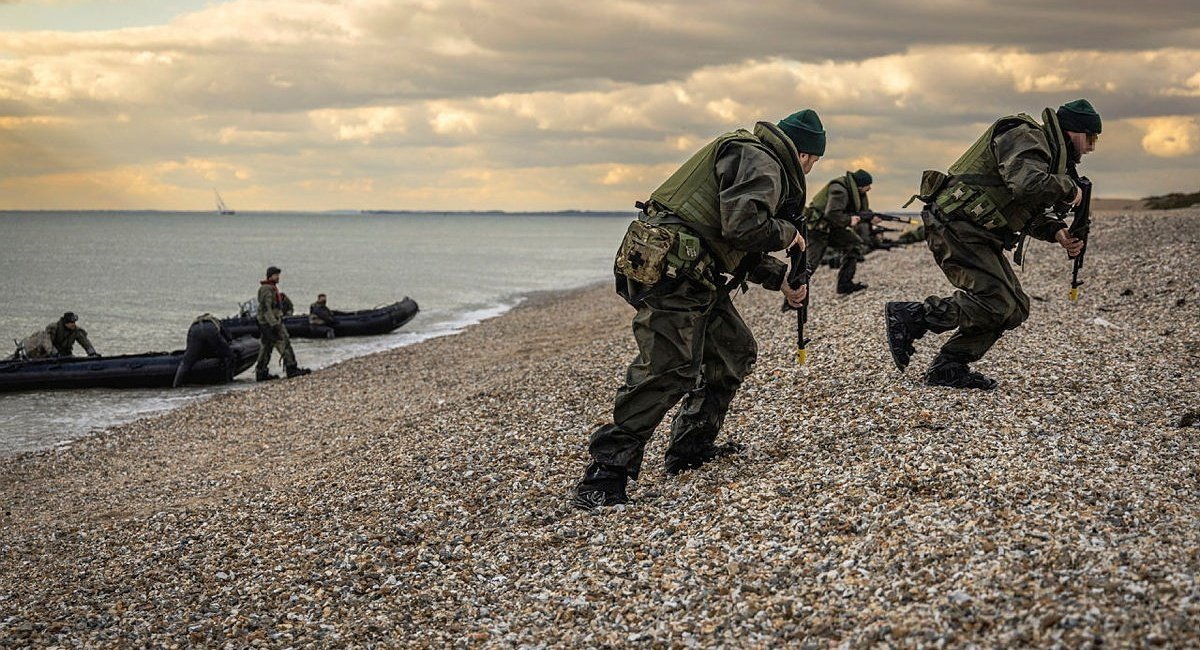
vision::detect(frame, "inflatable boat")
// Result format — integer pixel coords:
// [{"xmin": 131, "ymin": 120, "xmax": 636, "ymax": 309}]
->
[
  {"xmin": 221, "ymin": 297, "xmax": 419, "ymax": 339},
  {"xmin": 0, "ymin": 337, "xmax": 260, "ymax": 393}
]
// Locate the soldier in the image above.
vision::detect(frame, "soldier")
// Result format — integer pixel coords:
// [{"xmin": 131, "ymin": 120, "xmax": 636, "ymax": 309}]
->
[
  {"xmin": 255, "ymin": 266, "xmax": 311, "ymax": 381},
  {"xmin": 308, "ymin": 293, "xmax": 338, "ymax": 339},
  {"xmin": 886, "ymin": 99, "xmax": 1098, "ymax": 389},
  {"xmin": 33, "ymin": 312, "xmax": 100, "ymax": 358},
  {"xmin": 803, "ymin": 169, "xmax": 878, "ymax": 295},
  {"xmin": 572, "ymin": 109, "xmax": 823, "ymax": 509},
  {"xmin": 894, "ymin": 221, "xmax": 926, "ymax": 245},
  {"xmin": 173, "ymin": 314, "xmax": 237, "ymax": 387}
]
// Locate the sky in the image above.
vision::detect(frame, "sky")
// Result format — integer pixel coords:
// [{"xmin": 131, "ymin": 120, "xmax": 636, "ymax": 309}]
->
[{"xmin": 1, "ymin": 0, "xmax": 1198, "ymax": 212}]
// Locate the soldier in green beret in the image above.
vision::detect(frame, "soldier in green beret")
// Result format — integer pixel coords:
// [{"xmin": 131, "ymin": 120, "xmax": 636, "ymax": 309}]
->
[
  {"xmin": 804, "ymin": 168, "xmax": 877, "ymax": 295},
  {"xmin": 572, "ymin": 108, "xmax": 824, "ymax": 510},
  {"xmin": 886, "ymin": 99, "xmax": 1099, "ymax": 389}
]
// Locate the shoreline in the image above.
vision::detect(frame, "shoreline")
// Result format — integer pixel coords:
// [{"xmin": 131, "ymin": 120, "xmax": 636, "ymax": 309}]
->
[
  {"xmin": 1, "ymin": 210, "xmax": 1198, "ymax": 646},
  {"xmin": 0, "ymin": 279, "xmax": 612, "ymax": 458}
]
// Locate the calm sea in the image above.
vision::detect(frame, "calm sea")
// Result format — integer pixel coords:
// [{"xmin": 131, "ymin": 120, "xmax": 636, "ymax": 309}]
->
[{"xmin": 0, "ymin": 210, "xmax": 632, "ymax": 454}]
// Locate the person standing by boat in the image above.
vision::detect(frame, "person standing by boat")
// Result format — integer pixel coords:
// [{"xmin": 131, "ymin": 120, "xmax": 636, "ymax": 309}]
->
[
  {"xmin": 255, "ymin": 266, "xmax": 310, "ymax": 381},
  {"xmin": 173, "ymin": 314, "xmax": 237, "ymax": 387},
  {"xmin": 308, "ymin": 293, "xmax": 338, "ymax": 339}
]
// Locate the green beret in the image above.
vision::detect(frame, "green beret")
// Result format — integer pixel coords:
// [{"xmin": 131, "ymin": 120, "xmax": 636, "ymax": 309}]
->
[
  {"xmin": 851, "ymin": 169, "xmax": 873, "ymax": 187},
  {"xmin": 777, "ymin": 109, "xmax": 826, "ymax": 156},
  {"xmin": 1057, "ymin": 98, "xmax": 1102, "ymax": 134}
]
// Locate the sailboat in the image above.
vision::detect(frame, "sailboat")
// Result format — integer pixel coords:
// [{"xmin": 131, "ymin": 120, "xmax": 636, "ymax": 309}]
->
[{"xmin": 214, "ymin": 189, "xmax": 236, "ymax": 215}]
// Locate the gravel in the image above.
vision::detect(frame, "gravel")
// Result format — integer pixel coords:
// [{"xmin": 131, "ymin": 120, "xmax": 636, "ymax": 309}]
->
[{"xmin": 1, "ymin": 209, "xmax": 1198, "ymax": 647}]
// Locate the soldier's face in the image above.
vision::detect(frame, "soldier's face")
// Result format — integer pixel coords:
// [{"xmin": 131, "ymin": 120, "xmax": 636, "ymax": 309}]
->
[
  {"xmin": 797, "ymin": 153, "xmax": 820, "ymax": 175},
  {"xmin": 1068, "ymin": 131, "xmax": 1097, "ymax": 156},
  {"xmin": 860, "ymin": 184, "xmax": 872, "ymax": 193},
  {"xmin": 65, "ymin": 322, "xmax": 77, "ymax": 330},
  {"xmin": 269, "ymin": 273, "xmax": 281, "ymax": 282}
]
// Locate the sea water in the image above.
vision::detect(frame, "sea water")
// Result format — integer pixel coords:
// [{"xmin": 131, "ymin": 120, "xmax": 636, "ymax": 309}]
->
[{"xmin": 0, "ymin": 210, "xmax": 632, "ymax": 454}]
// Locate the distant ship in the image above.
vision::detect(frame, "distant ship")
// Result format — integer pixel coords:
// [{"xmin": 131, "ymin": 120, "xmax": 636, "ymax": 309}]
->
[{"xmin": 214, "ymin": 189, "xmax": 235, "ymax": 215}]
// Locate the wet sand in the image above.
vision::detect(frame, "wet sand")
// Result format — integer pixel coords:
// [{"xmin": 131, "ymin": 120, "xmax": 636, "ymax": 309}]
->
[{"xmin": 2, "ymin": 209, "xmax": 1198, "ymax": 646}]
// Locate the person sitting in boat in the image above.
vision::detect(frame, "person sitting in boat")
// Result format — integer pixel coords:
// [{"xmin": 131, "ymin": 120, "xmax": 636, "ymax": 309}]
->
[
  {"xmin": 24, "ymin": 312, "xmax": 100, "ymax": 359},
  {"xmin": 308, "ymin": 293, "xmax": 338, "ymax": 339},
  {"xmin": 173, "ymin": 314, "xmax": 237, "ymax": 387}
]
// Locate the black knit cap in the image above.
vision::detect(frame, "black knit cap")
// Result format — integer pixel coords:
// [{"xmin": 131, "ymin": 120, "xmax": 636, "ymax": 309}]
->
[
  {"xmin": 851, "ymin": 169, "xmax": 873, "ymax": 187},
  {"xmin": 1057, "ymin": 98, "xmax": 1102, "ymax": 134},
  {"xmin": 62, "ymin": 311, "xmax": 78, "ymax": 323},
  {"xmin": 266, "ymin": 265, "xmax": 282, "ymax": 278}
]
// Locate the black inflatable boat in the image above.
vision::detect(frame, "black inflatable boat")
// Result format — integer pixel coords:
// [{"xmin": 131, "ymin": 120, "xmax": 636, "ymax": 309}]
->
[
  {"xmin": 0, "ymin": 337, "xmax": 259, "ymax": 393},
  {"xmin": 221, "ymin": 297, "xmax": 419, "ymax": 339}
]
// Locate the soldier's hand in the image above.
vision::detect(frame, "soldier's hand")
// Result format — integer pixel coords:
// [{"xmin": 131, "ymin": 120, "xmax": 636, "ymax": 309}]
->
[
  {"xmin": 849, "ymin": 215, "xmax": 861, "ymax": 227},
  {"xmin": 870, "ymin": 215, "xmax": 883, "ymax": 225},
  {"xmin": 781, "ymin": 283, "xmax": 808, "ymax": 308},
  {"xmin": 1070, "ymin": 185, "xmax": 1084, "ymax": 207},
  {"xmin": 790, "ymin": 231, "xmax": 806, "ymax": 251},
  {"xmin": 1055, "ymin": 228, "xmax": 1085, "ymax": 258}
]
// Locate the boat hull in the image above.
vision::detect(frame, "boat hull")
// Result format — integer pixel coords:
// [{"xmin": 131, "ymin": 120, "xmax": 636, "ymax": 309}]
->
[
  {"xmin": 0, "ymin": 337, "xmax": 260, "ymax": 393},
  {"xmin": 221, "ymin": 297, "xmax": 419, "ymax": 339}
]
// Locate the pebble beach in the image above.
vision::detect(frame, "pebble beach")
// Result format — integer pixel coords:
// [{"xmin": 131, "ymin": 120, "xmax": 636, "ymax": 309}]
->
[{"xmin": 2, "ymin": 209, "xmax": 1198, "ymax": 646}]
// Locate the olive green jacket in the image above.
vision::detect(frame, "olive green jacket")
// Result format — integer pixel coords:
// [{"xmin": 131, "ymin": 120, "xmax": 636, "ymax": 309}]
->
[
  {"xmin": 257, "ymin": 283, "xmax": 284, "ymax": 326},
  {"xmin": 805, "ymin": 173, "xmax": 868, "ymax": 230},
  {"xmin": 45, "ymin": 321, "xmax": 96, "ymax": 356}
]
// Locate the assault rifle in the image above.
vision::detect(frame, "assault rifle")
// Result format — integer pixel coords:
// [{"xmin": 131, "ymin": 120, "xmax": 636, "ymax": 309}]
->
[
  {"xmin": 857, "ymin": 210, "xmax": 920, "ymax": 225},
  {"xmin": 781, "ymin": 206, "xmax": 811, "ymax": 364},
  {"xmin": 1061, "ymin": 175, "xmax": 1092, "ymax": 301}
]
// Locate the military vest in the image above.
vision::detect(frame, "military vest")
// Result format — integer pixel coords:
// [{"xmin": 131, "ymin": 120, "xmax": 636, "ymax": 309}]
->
[
  {"xmin": 933, "ymin": 109, "xmax": 1067, "ymax": 232},
  {"xmin": 804, "ymin": 172, "xmax": 866, "ymax": 229},
  {"xmin": 194, "ymin": 313, "xmax": 223, "ymax": 328},
  {"xmin": 648, "ymin": 122, "xmax": 805, "ymax": 272}
]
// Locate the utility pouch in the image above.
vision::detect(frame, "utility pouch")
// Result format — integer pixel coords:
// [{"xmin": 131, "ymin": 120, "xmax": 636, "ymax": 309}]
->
[
  {"xmin": 903, "ymin": 170, "xmax": 950, "ymax": 208},
  {"xmin": 615, "ymin": 220, "xmax": 676, "ymax": 285}
]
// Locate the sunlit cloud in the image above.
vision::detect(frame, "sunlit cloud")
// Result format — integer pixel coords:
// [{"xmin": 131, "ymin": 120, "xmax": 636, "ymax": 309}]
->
[
  {"xmin": 0, "ymin": 1, "xmax": 1197, "ymax": 210},
  {"xmin": 1136, "ymin": 116, "xmax": 1200, "ymax": 158}
]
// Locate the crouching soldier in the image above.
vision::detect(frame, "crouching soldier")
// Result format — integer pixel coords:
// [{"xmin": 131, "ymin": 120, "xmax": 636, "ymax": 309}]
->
[
  {"xmin": 804, "ymin": 169, "xmax": 876, "ymax": 295},
  {"xmin": 173, "ymin": 314, "xmax": 237, "ymax": 387},
  {"xmin": 571, "ymin": 109, "xmax": 824, "ymax": 510},
  {"xmin": 885, "ymin": 99, "xmax": 1098, "ymax": 389},
  {"xmin": 26, "ymin": 312, "xmax": 100, "ymax": 359}
]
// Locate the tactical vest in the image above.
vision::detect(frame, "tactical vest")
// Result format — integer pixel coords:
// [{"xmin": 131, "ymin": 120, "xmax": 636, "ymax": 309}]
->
[
  {"xmin": 933, "ymin": 109, "xmax": 1067, "ymax": 232},
  {"xmin": 648, "ymin": 122, "xmax": 805, "ymax": 273},
  {"xmin": 804, "ymin": 172, "xmax": 865, "ymax": 229},
  {"xmin": 194, "ymin": 313, "xmax": 223, "ymax": 328}
]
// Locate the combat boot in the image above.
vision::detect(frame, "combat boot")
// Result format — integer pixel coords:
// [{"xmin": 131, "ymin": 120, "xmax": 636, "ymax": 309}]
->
[
  {"xmin": 285, "ymin": 365, "xmax": 311, "ymax": 378},
  {"xmin": 571, "ymin": 463, "xmax": 630, "ymax": 510},
  {"xmin": 664, "ymin": 440, "xmax": 745, "ymax": 476},
  {"xmin": 924, "ymin": 361, "xmax": 998, "ymax": 390},
  {"xmin": 256, "ymin": 370, "xmax": 280, "ymax": 381},
  {"xmin": 885, "ymin": 301, "xmax": 928, "ymax": 371},
  {"xmin": 837, "ymin": 281, "xmax": 868, "ymax": 295}
]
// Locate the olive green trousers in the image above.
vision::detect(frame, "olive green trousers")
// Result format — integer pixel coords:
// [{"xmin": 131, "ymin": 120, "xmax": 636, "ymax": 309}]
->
[
  {"xmin": 920, "ymin": 207, "xmax": 1030, "ymax": 364},
  {"xmin": 588, "ymin": 277, "xmax": 757, "ymax": 478}
]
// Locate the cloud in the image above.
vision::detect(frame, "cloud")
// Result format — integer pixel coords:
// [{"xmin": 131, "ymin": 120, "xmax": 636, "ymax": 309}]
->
[
  {"xmin": 1136, "ymin": 116, "xmax": 1200, "ymax": 158},
  {"xmin": 0, "ymin": 1, "xmax": 1198, "ymax": 209}
]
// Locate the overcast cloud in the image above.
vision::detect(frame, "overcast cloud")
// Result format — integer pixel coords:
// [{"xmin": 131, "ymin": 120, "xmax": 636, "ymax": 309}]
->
[{"xmin": 1, "ymin": 0, "xmax": 1198, "ymax": 210}]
